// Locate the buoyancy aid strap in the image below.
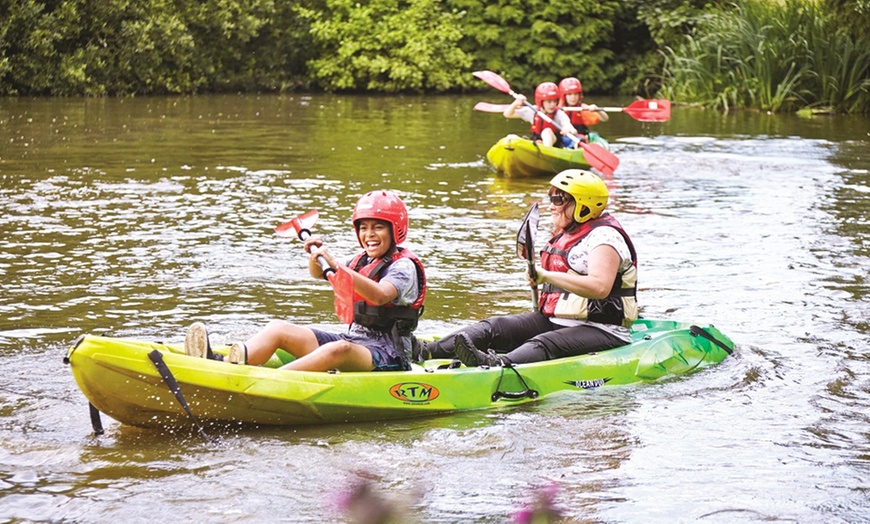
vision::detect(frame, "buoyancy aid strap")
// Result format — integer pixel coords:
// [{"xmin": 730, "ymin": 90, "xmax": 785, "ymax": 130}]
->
[
  {"xmin": 147, "ymin": 350, "xmax": 219, "ymax": 443},
  {"xmin": 353, "ymin": 301, "xmax": 421, "ymax": 334},
  {"xmin": 540, "ymin": 282, "xmax": 634, "ymax": 297}
]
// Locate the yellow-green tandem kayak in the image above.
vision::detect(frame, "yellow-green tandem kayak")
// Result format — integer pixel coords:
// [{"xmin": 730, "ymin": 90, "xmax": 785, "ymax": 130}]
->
[
  {"xmin": 486, "ymin": 133, "xmax": 613, "ymax": 178},
  {"xmin": 65, "ymin": 318, "xmax": 734, "ymax": 429}
]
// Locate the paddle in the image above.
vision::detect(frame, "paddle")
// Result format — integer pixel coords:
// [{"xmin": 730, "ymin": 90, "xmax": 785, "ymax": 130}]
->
[
  {"xmin": 516, "ymin": 203, "xmax": 540, "ymax": 307},
  {"xmin": 473, "ymin": 101, "xmax": 511, "ymax": 113},
  {"xmin": 476, "ymin": 100, "xmax": 671, "ymax": 122},
  {"xmin": 563, "ymin": 99, "xmax": 671, "ymax": 122},
  {"xmin": 472, "ymin": 70, "xmax": 619, "ymax": 176},
  {"xmin": 275, "ymin": 210, "xmax": 354, "ymax": 324}
]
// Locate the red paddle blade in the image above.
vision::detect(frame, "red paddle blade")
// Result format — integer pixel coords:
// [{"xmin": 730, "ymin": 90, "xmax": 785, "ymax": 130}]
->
[
  {"xmin": 623, "ymin": 99, "xmax": 671, "ymax": 122},
  {"xmin": 472, "ymin": 70, "xmax": 512, "ymax": 94},
  {"xmin": 577, "ymin": 141, "xmax": 619, "ymax": 176},
  {"xmin": 474, "ymin": 102, "xmax": 510, "ymax": 113},
  {"xmin": 275, "ymin": 210, "xmax": 319, "ymax": 239},
  {"xmin": 328, "ymin": 265, "xmax": 354, "ymax": 324}
]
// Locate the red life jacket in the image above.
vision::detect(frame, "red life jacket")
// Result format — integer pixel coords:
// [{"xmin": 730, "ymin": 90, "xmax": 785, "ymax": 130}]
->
[
  {"xmin": 538, "ymin": 214, "xmax": 638, "ymax": 326},
  {"xmin": 568, "ymin": 110, "xmax": 600, "ymax": 136},
  {"xmin": 530, "ymin": 112, "xmax": 560, "ymax": 137},
  {"xmin": 348, "ymin": 247, "xmax": 426, "ymax": 334}
]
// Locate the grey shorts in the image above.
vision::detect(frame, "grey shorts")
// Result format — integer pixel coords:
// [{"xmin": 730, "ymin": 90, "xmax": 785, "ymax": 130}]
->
[{"xmin": 311, "ymin": 328, "xmax": 410, "ymax": 371}]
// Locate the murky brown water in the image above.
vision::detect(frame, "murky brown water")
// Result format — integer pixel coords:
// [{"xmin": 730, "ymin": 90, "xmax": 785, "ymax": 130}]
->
[{"xmin": 1, "ymin": 94, "xmax": 869, "ymax": 522}]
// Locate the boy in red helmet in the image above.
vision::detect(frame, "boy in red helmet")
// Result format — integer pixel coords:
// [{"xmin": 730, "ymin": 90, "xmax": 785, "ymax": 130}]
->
[
  {"xmin": 558, "ymin": 77, "xmax": 608, "ymax": 146},
  {"xmin": 184, "ymin": 190, "xmax": 426, "ymax": 372},
  {"xmin": 503, "ymin": 81, "xmax": 578, "ymax": 148}
]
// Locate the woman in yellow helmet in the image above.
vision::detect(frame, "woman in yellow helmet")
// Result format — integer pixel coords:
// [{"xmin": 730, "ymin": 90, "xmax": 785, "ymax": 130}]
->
[{"xmin": 414, "ymin": 169, "xmax": 637, "ymax": 367}]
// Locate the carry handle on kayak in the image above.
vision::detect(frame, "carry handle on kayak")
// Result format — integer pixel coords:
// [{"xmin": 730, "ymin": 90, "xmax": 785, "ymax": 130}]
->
[{"xmin": 491, "ymin": 364, "xmax": 539, "ymax": 401}]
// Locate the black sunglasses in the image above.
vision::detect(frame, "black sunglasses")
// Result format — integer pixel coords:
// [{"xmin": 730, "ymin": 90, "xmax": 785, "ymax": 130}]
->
[{"xmin": 548, "ymin": 194, "xmax": 570, "ymax": 207}]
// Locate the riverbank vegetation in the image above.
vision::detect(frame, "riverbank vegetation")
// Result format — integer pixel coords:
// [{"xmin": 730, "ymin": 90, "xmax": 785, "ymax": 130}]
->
[
  {"xmin": 660, "ymin": 0, "xmax": 870, "ymax": 113},
  {"xmin": 0, "ymin": 0, "xmax": 867, "ymax": 113}
]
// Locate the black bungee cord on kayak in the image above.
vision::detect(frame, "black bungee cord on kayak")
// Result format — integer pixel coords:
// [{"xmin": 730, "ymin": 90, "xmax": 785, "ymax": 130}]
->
[
  {"xmin": 63, "ymin": 335, "xmax": 106, "ymax": 436},
  {"xmin": 147, "ymin": 350, "xmax": 220, "ymax": 444},
  {"xmin": 65, "ymin": 336, "xmax": 217, "ymax": 443},
  {"xmin": 689, "ymin": 325, "xmax": 733, "ymax": 355}
]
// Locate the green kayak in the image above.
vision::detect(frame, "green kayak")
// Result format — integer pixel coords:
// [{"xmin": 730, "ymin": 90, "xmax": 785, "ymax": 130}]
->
[
  {"xmin": 486, "ymin": 133, "xmax": 613, "ymax": 178},
  {"xmin": 65, "ymin": 318, "xmax": 734, "ymax": 429}
]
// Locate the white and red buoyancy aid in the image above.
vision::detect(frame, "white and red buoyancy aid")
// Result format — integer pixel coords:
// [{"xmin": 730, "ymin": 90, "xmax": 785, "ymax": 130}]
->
[
  {"xmin": 348, "ymin": 247, "xmax": 426, "ymax": 334},
  {"xmin": 538, "ymin": 214, "xmax": 638, "ymax": 327}
]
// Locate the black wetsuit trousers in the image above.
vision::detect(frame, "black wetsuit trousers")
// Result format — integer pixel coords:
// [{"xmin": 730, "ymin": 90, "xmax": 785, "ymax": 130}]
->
[{"xmin": 427, "ymin": 311, "xmax": 626, "ymax": 364}]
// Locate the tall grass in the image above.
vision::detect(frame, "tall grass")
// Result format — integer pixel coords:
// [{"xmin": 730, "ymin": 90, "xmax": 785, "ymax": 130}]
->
[{"xmin": 661, "ymin": 0, "xmax": 870, "ymax": 113}]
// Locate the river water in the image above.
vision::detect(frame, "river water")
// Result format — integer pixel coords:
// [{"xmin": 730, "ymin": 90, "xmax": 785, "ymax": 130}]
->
[{"xmin": 1, "ymin": 94, "xmax": 869, "ymax": 522}]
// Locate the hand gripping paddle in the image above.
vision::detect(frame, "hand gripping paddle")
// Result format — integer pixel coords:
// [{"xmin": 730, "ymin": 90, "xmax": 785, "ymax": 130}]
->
[{"xmin": 275, "ymin": 210, "xmax": 354, "ymax": 324}]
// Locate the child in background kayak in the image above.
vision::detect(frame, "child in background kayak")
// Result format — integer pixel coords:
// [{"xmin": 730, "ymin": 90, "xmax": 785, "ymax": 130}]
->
[
  {"xmin": 185, "ymin": 190, "xmax": 426, "ymax": 372},
  {"xmin": 412, "ymin": 170, "xmax": 637, "ymax": 367},
  {"xmin": 503, "ymin": 82, "xmax": 579, "ymax": 148},
  {"xmin": 558, "ymin": 77, "xmax": 609, "ymax": 147}
]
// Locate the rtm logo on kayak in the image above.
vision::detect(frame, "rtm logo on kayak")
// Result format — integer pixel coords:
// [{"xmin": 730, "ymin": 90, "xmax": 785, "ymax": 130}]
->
[
  {"xmin": 389, "ymin": 382, "xmax": 440, "ymax": 403},
  {"xmin": 565, "ymin": 378, "xmax": 611, "ymax": 390}
]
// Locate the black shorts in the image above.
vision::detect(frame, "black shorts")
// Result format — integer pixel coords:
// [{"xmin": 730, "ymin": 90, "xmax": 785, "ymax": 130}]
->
[{"xmin": 311, "ymin": 328, "xmax": 410, "ymax": 371}]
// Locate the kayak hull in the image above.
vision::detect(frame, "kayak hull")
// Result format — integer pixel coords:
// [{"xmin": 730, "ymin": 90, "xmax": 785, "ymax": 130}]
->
[
  {"xmin": 65, "ymin": 319, "xmax": 734, "ymax": 429},
  {"xmin": 486, "ymin": 133, "xmax": 612, "ymax": 178}
]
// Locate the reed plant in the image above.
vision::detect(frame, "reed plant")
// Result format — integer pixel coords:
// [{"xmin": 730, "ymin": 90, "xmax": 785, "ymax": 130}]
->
[{"xmin": 661, "ymin": 0, "xmax": 870, "ymax": 113}]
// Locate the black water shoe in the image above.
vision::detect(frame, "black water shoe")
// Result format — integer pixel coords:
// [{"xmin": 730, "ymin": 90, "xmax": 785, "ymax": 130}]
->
[{"xmin": 453, "ymin": 333, "xmax": 506, "ymax": 367}]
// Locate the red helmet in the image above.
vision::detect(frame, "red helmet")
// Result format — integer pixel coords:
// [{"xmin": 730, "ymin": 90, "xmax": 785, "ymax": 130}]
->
[
  {"xmin": 534, "ymin": 82, "xmax": 560, "ymax": 108},
  {"xmin": 352, "ymin": 190, "xmax": 409, "ymax": 246},
  {"xmin": 558, "ymin": 77, "xmax": 583, "ymax": 104}
]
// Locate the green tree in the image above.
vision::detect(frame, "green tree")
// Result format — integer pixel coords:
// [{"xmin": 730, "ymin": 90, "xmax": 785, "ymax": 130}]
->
[
  {"xmin": 0, "ymin": 0, "xmax": 315, "ymax": 96},
  {"xmin": 447, "ymin": 0, "xmax": 619, "ymax": 93},
  {"xmin": 298, "ymin": 0, "xmax": 471, "ymax": 92}
]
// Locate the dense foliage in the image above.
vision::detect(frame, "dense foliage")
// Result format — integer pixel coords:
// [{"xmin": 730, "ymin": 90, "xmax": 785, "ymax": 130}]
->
[
  {"xmin": 298, "ymin": 0, "xmax": 471, "ymax": 92},
  {"xmin": 0, "ymin": 0, "xmax": 867, "ymax": 113},
  {"xmin": 0, "ymin": 0, "xmax": 677, "ymax": 96},
  {"xmin": 0, "ymin": 0, "xmax": 315, "ymax": 95}
]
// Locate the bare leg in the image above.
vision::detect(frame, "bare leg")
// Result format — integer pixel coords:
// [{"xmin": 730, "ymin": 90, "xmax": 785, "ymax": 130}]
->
[
  {"xmin": 280, "ymin": 340, "xmax": 374, "ymax": 372},
  {"xmin": 540, "ymin": 128, "xmax": 558, "ymax": 147},
  {"xmin": 243, "ymin": 319, "xmax": 320, "ymax": 366}
]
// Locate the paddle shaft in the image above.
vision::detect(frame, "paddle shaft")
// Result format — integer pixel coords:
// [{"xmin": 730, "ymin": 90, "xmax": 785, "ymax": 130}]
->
[
  {"xmin": 475, "ymin": 101, "xmax": 669, "ymax": 122},
  {"xmin": 564, "ymin": 106, "xmax": 622, "ymax": 112},
  {"xmin": 296, "ymin": 228, "xmax": 336, "ymax": 280},
  {"xmin": 525, "ymin": 221, "xmax": 539, "ymax": 306},
  {"xmin": 511, "ymin": 96, "xmax": 583, "ymax": 147}
]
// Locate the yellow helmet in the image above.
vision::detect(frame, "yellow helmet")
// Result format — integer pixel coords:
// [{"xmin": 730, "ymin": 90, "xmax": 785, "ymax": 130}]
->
[{"xmin": 549, "ymin": 169, "xmax": 608, "ymax": 223}]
